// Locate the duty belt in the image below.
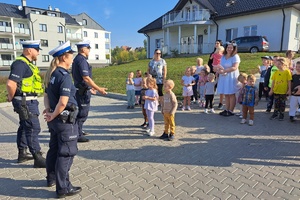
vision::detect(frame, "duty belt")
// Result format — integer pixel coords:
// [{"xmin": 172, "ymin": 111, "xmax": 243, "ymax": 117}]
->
[{"xmin": 14, "ymin": 96, "xmax": 38, "ymax": 101}]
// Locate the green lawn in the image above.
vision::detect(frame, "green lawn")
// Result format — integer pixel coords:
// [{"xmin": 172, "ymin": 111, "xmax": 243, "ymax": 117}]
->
[{"xmin": 0, "ymin": 52, "xmax": 292, "ymax": 103}]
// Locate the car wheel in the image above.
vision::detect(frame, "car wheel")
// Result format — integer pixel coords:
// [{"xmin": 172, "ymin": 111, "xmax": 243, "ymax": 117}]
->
[{"xmin": 250, "ymin": 47, "xmax": 258, "ymax": 53}]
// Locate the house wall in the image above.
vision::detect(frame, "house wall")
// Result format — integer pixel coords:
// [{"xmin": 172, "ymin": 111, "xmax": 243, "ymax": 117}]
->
[
  {"xmin": 147, "ymin": 31, "xmax": 164, "ymax": 58},
  {"xmin": 286, "ymin": 8, "xmax": 300, "ymax": 51}
]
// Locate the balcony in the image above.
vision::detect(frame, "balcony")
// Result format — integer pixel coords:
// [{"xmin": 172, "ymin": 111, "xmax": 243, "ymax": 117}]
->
[
  {"xmin": 162, "ymin": 9, "xmax": 211, "ymax": 27},
  {"xmin": 0, "ymin": 26, "xmax": 12, "ymax": 33},
  {"xmin": 0, "ymin": 43, "xmax": 13, "ymax": 50},
  {"xmin": 14, "ymin": 27, "xmax": 30, "ymax": 35},
  {"xmin": 0, "ymin": 60, "xmax": 13, "ymax": 66},
  {"xmin": 66, "ymin": 33, "xmax": 82, "ymax": 41}
]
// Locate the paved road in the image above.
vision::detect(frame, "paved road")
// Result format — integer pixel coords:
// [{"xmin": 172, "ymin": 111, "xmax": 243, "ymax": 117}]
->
[{"xmin": 0, "ymin": 92, "xmax": 299, "ymax": 200}]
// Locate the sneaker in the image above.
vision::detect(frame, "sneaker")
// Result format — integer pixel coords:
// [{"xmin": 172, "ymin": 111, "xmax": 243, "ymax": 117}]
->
[
  {"xmin": 240, "ymin": 119, "xmax": 246, "ymax": 124},
  {"xmin": 219, "ymin": 110, "xmax": 227, "ymax": 116},
  {"xmin": 278, "ymin": 114, "xmax": 284, "ymax": 121},
  {"xmin": 248, "ymin": 120, "xmax": 254, "ymax": 126},
  {"xmin": 145, "ymin": 128, "xmax": 150, "ymax": 133},
  {"xmin": 187, "ymin": 106, "xmax": 191, "ymax": 111},
  {"xmin": 181, "ymin": 107, "xmax": 185, "ymax": 111},
  {"xmin": 210, "ymin": 108, "xmax": 215, "ymax": 113},
  {"xmin": 218, "ymin": 103, "xmax": 223, "ymax": 110},
  {"xmin": 265, "ymin": 109, "xmax": 271, "ymax": 113},
  {"xmin": 224, "ymin": 110, "xmax": 234, "ymax": 117},
  {"xmin": 148, "ymin": 131, "xmax": 155, "ymax": 136},
  {"xmin": 204, "ymin": 109, "xmax": 208, "ymax": 114},
  {"xmin": 159, "ymin": 132, "xmax": 169, "ymax": 139},
  {"xmin": 270, "ymin": 113, "xmax": 278, "ymax": 120},
  {"xmin": 235, "ymin": 112, "xmax": 241, "ymax": 116},
  {"xmin": 141, "ymin": 122, "xmax": 149, "ymax": 128},
  {"xmin": 239, "ymin": 115, "xmax": 243, "ymax": 119},
  {"xmin": 290, "ymin": 116, "xmax": 296, "ymax": 122},
  {"xmin": 168, "ymin": 134, "xmax": 175, "ymax": 141}
]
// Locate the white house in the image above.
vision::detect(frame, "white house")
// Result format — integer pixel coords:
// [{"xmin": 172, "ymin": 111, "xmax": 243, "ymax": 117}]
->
[{"xmin": 138, "ymin": 0, "xmax": 300, "ymax": 58}]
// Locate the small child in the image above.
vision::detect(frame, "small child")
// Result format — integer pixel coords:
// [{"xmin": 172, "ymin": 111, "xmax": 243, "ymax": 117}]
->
[
  {"xmin": 236, "ymin": 72, "xmax": 248, "ymax": 117},
  {"xmin": 134, "ymin": 70, "xmax": 142, "ymax": 105},
  {"xmin": 289, "ymin": 61, "xmax": 300, "ymax": 122},
  {"xmin": 191, "ymin": 66, "xmax": 199, "ymax": 104},
  {"xmin": 240, "ymin": 74, "xmax": 259, "ymax": 126},
  {"xmin": 143, "ymin": 77, "xmax": 159, "ymax": 136},
  {"xmin": 269, "ymin": 57, "xmax": 292, "ymax": 121},
  {"xmin": 198, "ymin": 68, "xmax": 208, "ymax": 107},
  {"xmin": 140, "ymin": 77, "xmax": 148, "ymax": 128},
  {"xmin": 181, "ymin": 67, "xmax": 195, "ymax": 111},
  {"xmin": 160, "ymin": 80, "xmax": 178, "ymax": 141},
  {"xmin": 258, "ymin": 56, "xmax": 270, "ymax": 101},
  {"xmin": 210, "ymin": 46, "xmax": 224, "ymax": 67},
  {"xmin": 126, "ymin": 72, "xmax": 135, "ymax": 109},
  {"xmin": 204, "ymin": 73, "xmax": 216, "ymax": 113},
  {"xmin": 195, "ymin": 57, "xmax": 204, "ymax": 74}
]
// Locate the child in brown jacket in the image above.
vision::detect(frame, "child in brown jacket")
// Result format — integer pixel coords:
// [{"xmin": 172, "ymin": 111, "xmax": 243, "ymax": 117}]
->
[{"xmin": 160, "ymin": 80, "xmax": 178, "ymax": 141}]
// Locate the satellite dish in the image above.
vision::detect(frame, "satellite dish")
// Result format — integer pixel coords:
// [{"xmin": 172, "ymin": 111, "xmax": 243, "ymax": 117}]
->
[{"xmin": 18, "ymin": 5, "xmax": 23, "ymax": 11}]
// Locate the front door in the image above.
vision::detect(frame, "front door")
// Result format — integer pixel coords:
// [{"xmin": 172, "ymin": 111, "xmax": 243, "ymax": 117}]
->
[{"xmin": 198, "ymin": 35, "xmax": 203, "ymax": 54}]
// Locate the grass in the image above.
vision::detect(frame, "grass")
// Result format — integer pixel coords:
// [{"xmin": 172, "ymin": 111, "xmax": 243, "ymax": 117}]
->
[{"xmin": 0, "ymin": 52, "xmax": 294, "ymax": 103}]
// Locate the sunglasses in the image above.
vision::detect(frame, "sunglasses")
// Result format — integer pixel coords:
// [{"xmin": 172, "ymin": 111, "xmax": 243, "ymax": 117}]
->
[{"xmin": 156, "ymin": 52, "xmax": 161, "ymax": 55}]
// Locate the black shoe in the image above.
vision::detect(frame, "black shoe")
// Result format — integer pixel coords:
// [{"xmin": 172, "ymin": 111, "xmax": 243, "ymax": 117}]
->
[
  {"xmin": 78, "ymin": 136, "xmax": 90, "ymax": 143},
  {"xmin": 159, "ymin": 132, "xmax": 169, "ymax": 139},
  {"xmin": 140, "ymin": 122, "xmax": 148, "ymax": 128},
  {"xmin": 265, "ymin": 109, "xmax": 271, "ymax": 113},
  {"xmin": 290, "ymin": 116, "xmax": 296, "ymax": 122},
  {"xmin": 219, "ymin": 110, "xmax": 227, "ymax": 116},
  {"xmin": 17, "ymin": 148, "xmax": 33, "ymax": 163},
  {"xmin": 168, "ymin": 134, "xmax": 175, "ymax": 141},
  {"xmin": 47, "ymin": 180, "xmax": 55, "ymax": 187},
  {"xmin": 57, "ymin": 186, "xmax": 82, "ymax": 198},
  {"xmin": 225, "ymin": 111, "xmax": 234, "ymax": 116},
  {"xmin": 217, "ymin": 103, "xmax": 223, "ymax": 109},
  {"xmin": 270, "ymin": 113, "xmax": 278, "ymax": 120},
  {"xmin": 82, "ymin": 131, "xmax": 89, "ymax": 136},
  {"xmin": 278, "ymin": 114, "xmax": 284, "ymax": 121},
  {"xmin": 33, "ymin": 152, "xmax": 46, "ymax": 168}
]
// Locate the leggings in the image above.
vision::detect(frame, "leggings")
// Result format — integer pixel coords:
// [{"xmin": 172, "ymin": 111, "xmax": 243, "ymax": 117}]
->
[{"xmin": 146, "ymin": 109, "xmax": 155, "ymax": 131}]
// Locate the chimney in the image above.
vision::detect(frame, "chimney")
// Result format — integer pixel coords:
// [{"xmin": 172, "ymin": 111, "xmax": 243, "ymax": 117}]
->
[
  {"xmin": 22, "ymin": 0, "xmax": 26, "ymax": 7},
  {"xmin": 48, "ymin": 5, "xmax": 52, "ymax": 10}
]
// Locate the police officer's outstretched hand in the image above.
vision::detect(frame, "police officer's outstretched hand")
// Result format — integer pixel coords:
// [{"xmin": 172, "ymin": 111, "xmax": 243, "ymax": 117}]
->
[{"xmin": 98, "ymin": 87, "xmax": 108, "ymax": 95}]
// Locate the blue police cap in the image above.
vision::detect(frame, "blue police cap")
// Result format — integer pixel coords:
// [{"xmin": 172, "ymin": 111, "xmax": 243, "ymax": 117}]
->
[
  {"xmin": 49, "ymin": 41, "xmax": 76, "ymax": 57},
  {"xmin": 75, "ymin": 40, "xmax": 91, "ymax": 49},
  {"xmin": 20, "ymin": 40, "xmax": 42, "ymax": 50}
]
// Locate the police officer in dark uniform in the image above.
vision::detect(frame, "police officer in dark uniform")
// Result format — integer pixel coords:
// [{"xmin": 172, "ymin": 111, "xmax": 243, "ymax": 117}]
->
[
  {"xmin": 43, "ymin": 41, "xmax": 81, "ymax": 198},
  {"xmin": 72, "ymin": 40, "xmax": 107, "ymax": 142},
  {"xmin": 6, "ymin": 40, "xmax": 46, "ymax": 168}
]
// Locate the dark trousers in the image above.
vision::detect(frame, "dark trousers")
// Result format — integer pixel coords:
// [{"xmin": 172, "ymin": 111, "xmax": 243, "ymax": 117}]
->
[
  {"xmin": 46, "ymin": 118, "xmax": 78, "ymax": 195},
  {"xmin": 76, "ymin": 90, "xmax": 91, "ymax": 138},
  {"xmin": 258, "ymin": 82, "xmax": 268, "ymax": 100},
  {"xmin": 12, "ymin": 99, "xmax": 41, "ymax": 154},
  {"xmin": 205, "ymin": 94, "xmax": 214, "ymax": 108},
  {"xmin": 191, "ymin": 86, "xmax": 198, "ymax": 101},
  {"xmin": 273, "ymin": 94, "xmax": 286, "ymax": 115},
  {"xmin": 266, "ymin": 88, "xmax": 274, "ymax": 111}
]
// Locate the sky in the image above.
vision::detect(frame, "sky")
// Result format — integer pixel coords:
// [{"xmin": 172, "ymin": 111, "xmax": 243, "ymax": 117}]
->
[{"xmin": 1, "ymin": 0, "xmax": 179, "ymax": 48}]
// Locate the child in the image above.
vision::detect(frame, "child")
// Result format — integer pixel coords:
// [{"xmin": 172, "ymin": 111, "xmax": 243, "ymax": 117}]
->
[
  {"xmin": 264, "ymin": 55, "xmax": 278, "ymax": 113},
  {"xmin": 198, "ymin": 68, "xmax": 208, "ymax": 107},
  {"xmin": 204, "ymin": 73, "xmax": 216, "ymax": 113},
  {"xmin": 143, "ymin": 77, "xmax": 159, "ymax": 136},
  {"xmin": 269, "ymin": 57, "xmax": 292, "ymax": 121},
  {"xmin": 160, "ymin": 80, "xmax": 178, "ymax": 141},
  {"xmin": 181, "ymin": 67, "xmax": 195, "ymax": 111},
  {"xmin": 134, "ymin": 70, "xmax": 142, "ymax": 105},
  {"xmin": 240, "ymin": 74, "xmax": 259, "ymax": 126},
  {"xmin": 126, "ymin": 72, "xmax": 135, "ymax": 109},
  {"xmin": 289, "ymin": 61, "xmax": 300, "ymax": 122},
  {"xmin": 258, "ymin": 56, "xmax": 270, "ymax": 101},
  {"xmin": 286, "ymin": 50, "xmax": 296, "ymax": 73},
  {"xmin": 236, "ymin": 72, "xmax": 248, "ymax": 117},
  {"xmin": 195, "ymin": 57, "xmax": 204, "ymax": 74},
  {"xmin": 191, "ymin": 66, "xmax": 199, "ymax": 104},
  {"xmin": 140, "ymin": 77, "xmax": 148, "ymax": 128},
  {"xmin": 210, "ymin": 46, "xmax": 224, "ymax": 67}
]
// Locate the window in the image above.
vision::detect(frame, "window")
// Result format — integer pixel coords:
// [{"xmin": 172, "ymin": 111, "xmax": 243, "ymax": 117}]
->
[
  {"xmin": 48, "ymin": 13, "xmax": 56, "ymax": 17},
  {"xmin": 94, "ymin": 32, "xmax": 98, "ymax": 38},
  {"xmin": 226, "ymin": 28, "xmax": 238, "ymax": 41},
  {"xmin": 83, "ymin": 31, "xmax": 87, "ymax": 37},
  {"xmin": 18, "ymin": 23, "xmax": 25, "ymax": 28},
  {"xmin": 0, "ymin": 38, "xmax": 10, "ymax": 43},
  {"xmin": 95, "ymin": 44, "xmax": 99, "ymax": 49},
  {"xmin": 39, "ymin": 24, "xmax": 47, "ymax": 32},
  {"xmin": 244, "ymin": 25, "xmax": 257, "ymax": 36},
  {"xmin": 296, "ymin": 23, "xmax": 300, "ymax": 39},
  {"xmin": 58, "ymin": 26, "xmax": 63, "ymax": 33},
  {"xmin": 1, "ymin": 54, "xmax": 12, "ymax": 60},
  {"xmin": 41, "ymin": 39, "xmax": 48, "ymax": 47},
  {"xmin": 105, "ymin": 44, "xmax": 110, "ymax": 49},
  {"xmin": 95, "ymin": 54, "xmax": 99, "ymax": 60},
  {"xmin": 105, "ymin": 33, "xmax": 110, "ymax": 39},
  {"xmin": 83, "ymin": 19, "xmax": 87, "ymax": 25},
  {"xmin": 155, "ymin": 39, "xmax": 164, "ymax": 48},
  {"xmin": 66, "ymin": 29, "xmax": 71, "ymax": 33},
  {"xmin": 58, "ymin": 40, "xmax": 64, "ymax": 45},
  {"xmin": 42, "ymin": 55, "xmax": 49, "ymax": 62},
  {"xmin": 31, "ymin": 10, "xmax": 41, "ymax": 14},
  {"xmin": 0, "ymin": 21, "xmax": 11, "ymax": 27}
]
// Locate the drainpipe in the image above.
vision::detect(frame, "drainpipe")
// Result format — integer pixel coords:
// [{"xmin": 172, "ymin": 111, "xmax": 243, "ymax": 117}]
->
[
  {"xmin": 280, "ymin": 8, "xmax": 285, "ymax": 51},
  {"xmin": 212, "ymin": 19, "xmax": 219, "ymax": 41},
  {"xmin": 144, "ymin": 33, "xmax": 150, "ymax": 58}
]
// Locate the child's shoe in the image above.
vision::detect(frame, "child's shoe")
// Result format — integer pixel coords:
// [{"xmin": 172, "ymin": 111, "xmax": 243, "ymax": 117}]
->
[
  {"xmin": 148, "ymin": 131, "xmax": 155, "ymax": 136},
  {"xmin": 240, "ymin": 119, "xmax": 246, "ymax": 124},
  {"xmin": 278, "ymin": 113, "xmax": 284, "ymax": 121},
  {"xmin": 239, "ymin": 115, "xmax": 243, "ymax": 119},
  {"xmin": 187, "ymin": 106, "xmax": 191, "ymax": 111},
  {"xmin": 159, "ymin": 132, "xmax": 169, "ymax": 139},
  {"xmin": 290, "ymin": 116, "xmax": 296, "ymax": 122},
  {"xmin": 248, "ymin": 120, "xmax": 254, "ymax": 126},
  {"xmin": 181, "ymin": 107, "xmax": 185, "ymax": 111},
  {"xmin": 218, "ymin": 103, "xmax": 223, "ymax": 110},
  {"xmin": 168, "ymin": 134, "xmax": 175, "ymax": 141},
  {"xmin": 210, "ymin": 108, "xmax": 215, "ymax": 113},
  {"xmin": 270, "ymin": 113, "xmax": 278, "ymax": 120},
  {"xmin": 145, "ymin": 128, "xmax": 150, "ymax": 133},
  {"xmin": 235, "ymin": 112, "xmax": 241, "ymax": 116},
  {"xmin": 204, "ymin": 109, "xmax": 208, "ymax": 114}
]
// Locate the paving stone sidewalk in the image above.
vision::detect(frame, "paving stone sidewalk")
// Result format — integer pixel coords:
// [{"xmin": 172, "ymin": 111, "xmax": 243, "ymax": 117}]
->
[{"xmin": 0, "ymin": 92, "xmax": 299, "ymax": 200}]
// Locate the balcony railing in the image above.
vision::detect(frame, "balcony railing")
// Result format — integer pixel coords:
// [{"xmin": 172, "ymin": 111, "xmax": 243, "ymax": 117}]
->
[
  {"xmin": 162, "ymin": 9, "xmax": 210, "ymax": 26},
  {"xmin": 0, "ymin": 43, "xmax": 13, "ymax": 49},
  {"xmin": 66, "ymin": 33, "xmax": 82, "ymax": 40},
  {"xmin": 0, "ymin": 60, "xmax": 14, "ymax": 66},
  {"xmin": 14, "ymin": 27, "xmax": 30, "ymax": 35},
  {"xmin": 0, "ymin": 26, "xmax": 12, "ymax": 33}
]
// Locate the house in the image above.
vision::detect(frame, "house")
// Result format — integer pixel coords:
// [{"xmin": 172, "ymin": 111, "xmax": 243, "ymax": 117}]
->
[
  {"xmin": 0, "ymin": 0, "xmax": 111, "ymax": 68},
  {"xmin": 138, "ymin": 0, "xmax": 300, "ymax": 58}
]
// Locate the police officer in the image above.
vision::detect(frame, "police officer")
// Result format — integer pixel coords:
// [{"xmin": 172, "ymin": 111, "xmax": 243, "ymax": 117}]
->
[
  {"xmin": 72, "ymin": 40, "xmax": 107, "ymax": 142},
  {"xmin": 43, "ymin": 41, "xmax": 81, "ymax": 198},
  {"xmin": 6, "ymin": 40, "xmax": 46, "ymax": 168}
]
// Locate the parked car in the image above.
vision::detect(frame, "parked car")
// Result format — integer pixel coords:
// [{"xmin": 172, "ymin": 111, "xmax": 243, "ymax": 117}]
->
[{"xmin": 232, "ymin": 36, "xmax": 269, "ymax": 53}]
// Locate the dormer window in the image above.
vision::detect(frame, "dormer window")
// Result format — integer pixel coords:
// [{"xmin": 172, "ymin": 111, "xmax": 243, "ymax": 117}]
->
[{"xmin": 83, "ymin": 19, "xmax": 87, "ymax": 25}]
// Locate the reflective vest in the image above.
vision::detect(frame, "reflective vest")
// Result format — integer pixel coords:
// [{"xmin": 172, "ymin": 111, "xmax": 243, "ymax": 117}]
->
[{"xmin": 16, "ymin": 57, "xmax": 44, "ymax": 94}]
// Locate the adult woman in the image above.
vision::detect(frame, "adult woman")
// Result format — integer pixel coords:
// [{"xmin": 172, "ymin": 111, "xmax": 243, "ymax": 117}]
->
[
  {"xmin": 148, "ymin": 49, "xmax": 167, "ymax": 105},
  {"xmin": 217, "ymin": 42, "xmax": 240, "ymax": 116},
  {"xmin": 43, "ymin": 41, "xmax": 81, "ymax": 198},
  {"xmin": 208, "ymin": 40, "xmax": 224, "ymax": 109}
]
